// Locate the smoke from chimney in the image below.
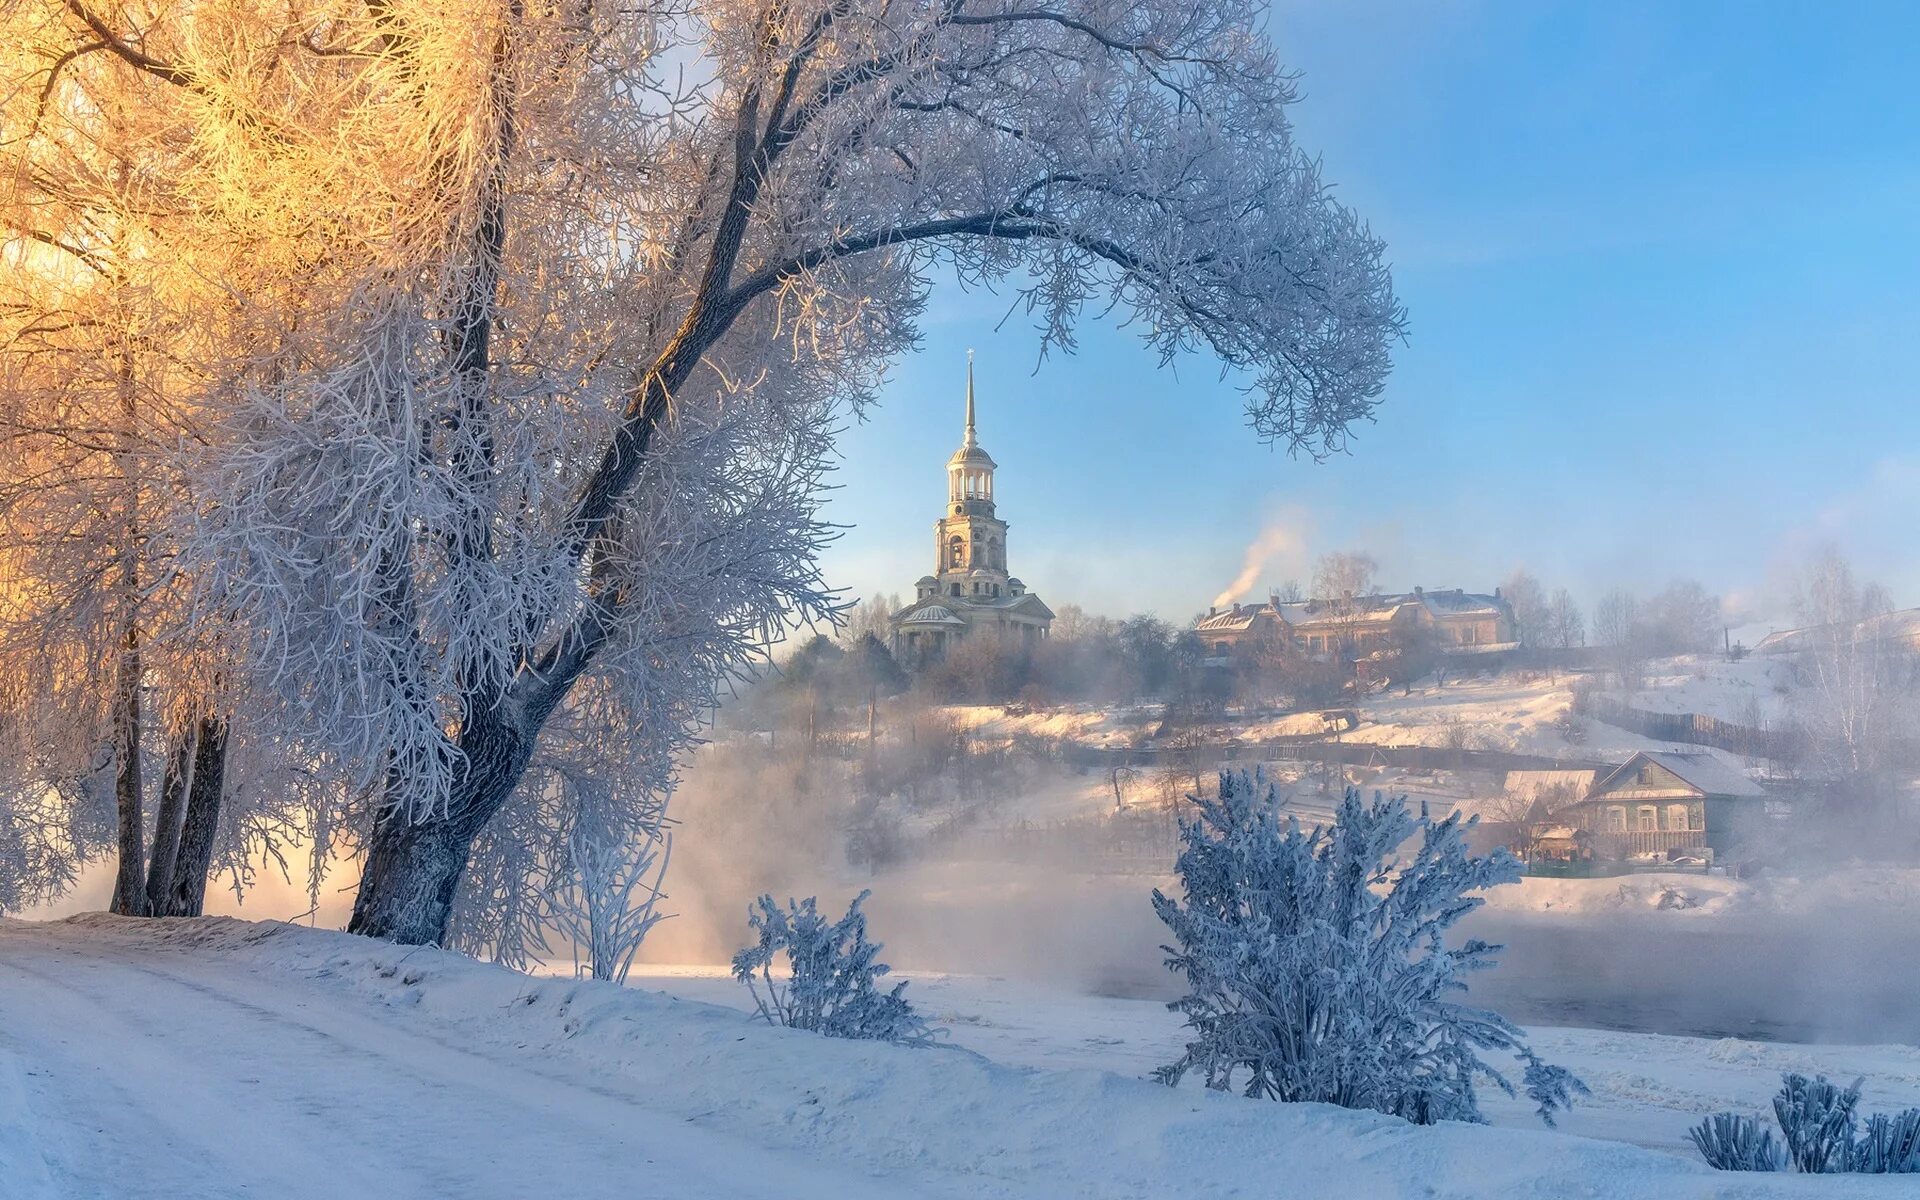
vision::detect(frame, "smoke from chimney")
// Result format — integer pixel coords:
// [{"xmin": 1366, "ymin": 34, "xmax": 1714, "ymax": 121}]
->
[{"xmin": 1211, "ymin": 517, "xmax": 1307, "ymax": 610}]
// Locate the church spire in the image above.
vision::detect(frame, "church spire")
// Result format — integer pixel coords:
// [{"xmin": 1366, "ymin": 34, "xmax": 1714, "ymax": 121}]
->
[{"xmin": 963, "ymin": 349, "xmax": 977, "ymax": 448}]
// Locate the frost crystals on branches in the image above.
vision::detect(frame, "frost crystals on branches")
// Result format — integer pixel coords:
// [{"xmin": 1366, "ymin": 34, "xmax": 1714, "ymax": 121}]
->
[{"xmin": 1152, "ymin": 770, "xmax": 1585, "ymax": 1126}]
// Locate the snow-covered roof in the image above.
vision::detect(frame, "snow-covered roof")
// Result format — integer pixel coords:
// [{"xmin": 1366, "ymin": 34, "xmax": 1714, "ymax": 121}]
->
[
  {"xmin": 1590, "ymin": 751, "xmax": 1765, "ymax": 799},
  {"xmin": 1754, "ymin": 608, "xmax": 1920, "ymax": 656},
  {"xmin": 1505, "ymin": 770, "xmax": 1597, "ymax": 800},
  {"xmin": 1195, "ymin": 606, "xmax": 1268, "ymax": 633},
  {"xmin": 1412, "ymin": 589, "xmax": 1508, "ymax": 618},
  {"xmin": 1196, "ymin": 589, "xmax": 1510, "ymax": 636}
]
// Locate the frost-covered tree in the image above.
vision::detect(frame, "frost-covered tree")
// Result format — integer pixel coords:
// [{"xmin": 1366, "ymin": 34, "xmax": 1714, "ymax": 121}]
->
[
  {"xmin": 7, "ymin": 0, "xmax": 1404, "ymax": 944},
  {"xmin": 732, "ymin": 890, "xmax": 934, "ymax": 1044},
  {"xmin": 1312, "ymin": 550, "xmax": 1379, "ymax": 607},
  {"xmin": 1152, "ymin": 770, "xmax": 1585, "ymax": 1126},
  {"xmin": 0, "ymin": 7, "xmax": 267, "ymax": 917},
  {"xmin": 1543, "ymin": 588, "xmax": 1585, "ymax": 651},
  {"xmin": 1787, "ymin": 545, "xmax": 1910, "ymax": 786},
  {"xmin": 1500, "ymin": 570, "xmax": 1547, "ymax": 648}
]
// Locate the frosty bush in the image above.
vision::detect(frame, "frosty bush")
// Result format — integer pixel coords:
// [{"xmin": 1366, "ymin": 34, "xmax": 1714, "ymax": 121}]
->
[
  {"xmin": 1151, "ymin": 771, "xmax": 1585, "ymax": 1126},
  {"xmin": 1775, "ymin": 1072, "xmax": 1862, "ymax": 1173},
  {"xmin": 1689, "ymin": 1112, "xmax": 1788, "ymax": 1172},
  {"xmin": 732, "ymin": 890, "xmax": 934, "ymax": 1046},
  {"xmin": 1691, "ymin": 1073, "xmax": 1920, "ymax": 1174},
  {"xmin": 1854, "ymin": 1109, "xmax": 1920, "ymax": 1173}
]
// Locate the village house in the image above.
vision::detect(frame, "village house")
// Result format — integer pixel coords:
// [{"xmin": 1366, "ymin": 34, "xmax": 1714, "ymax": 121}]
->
[
  {"xmin": 1556, "ymin": 751, "xmax": 1777, "ymax": 862},
  {"xmin": 1194, "ymin": 587, "xmax": 1518, "ymax": 661},
  {"xmin": 888, "ymin": 356, "xmax": 1054, "ymax": 661}
]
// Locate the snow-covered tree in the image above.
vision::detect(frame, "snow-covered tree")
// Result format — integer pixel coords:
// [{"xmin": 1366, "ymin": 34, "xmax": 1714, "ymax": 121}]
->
[
  {"xmin": 0, "ymin": 6, "xmax": 267, "ymax": 916},
  {"xmin": 8, "ymin": 0, "xmax": 1404, "ymax": 944},
  {"xmin": 1312, "ymin": 551, "xmax": 1379, "ymax": 607},
  {"xmin": 1543, "ymin": 588, "xmax": 1585, "ymax": 651},
  {"xmin": 732, "ymin": 890, "xmax": 934, "ymax": 1044},
  {"xmin": 1787, "ymin": 545, "xmax": 1910, "ymax": 786},
  {"xmin": 1152, "ymin": 770, "xmax": 1585, "ymax": 1126},
  {"xmin": 1500, "ymin": 570, "xmax": 1547, "ymax": 647}
]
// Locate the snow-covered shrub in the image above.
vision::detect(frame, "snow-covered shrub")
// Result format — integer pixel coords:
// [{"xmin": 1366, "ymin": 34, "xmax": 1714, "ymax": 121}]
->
[
  {"xmin": 551, "ymin": 823, "xmax": 672, "ymax": 985},
  {"xmin": 1152, "ymin": 770, "xmax": 1585, "ymax": 1126},
  {"xmin": 1775, "ymin": 1072, "xmax": 1862, "ymax": 1173},
  {"xmin": 732, "ymin": 890, "xmax": 934, "ymax": 1045},
  {"xmin": 1691, "ymin": 1073, "xmax": 1920, "ymax": 1174},
  {"xmin": 1853, "ymin": 1109, "xmax": 1920, "ymax": 1173},
  {"xmin": 1689, "ymin": 1113, "xmax": 1787, "ymax": 1172}
]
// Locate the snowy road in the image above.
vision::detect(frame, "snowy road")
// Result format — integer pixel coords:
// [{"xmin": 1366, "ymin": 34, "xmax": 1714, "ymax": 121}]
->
[{"xmin": 0, "ymin": 923, "xmax": 955, "ymax": 1200}]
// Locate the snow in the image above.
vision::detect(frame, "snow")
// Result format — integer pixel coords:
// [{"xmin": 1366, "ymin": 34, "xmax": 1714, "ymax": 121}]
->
[
  {"xmin": 1604, "ymin": 656, "xmax": 1797, "ymax": 726},
  {"xmin": 5, "ymin": 914, "xmax": 1909, "ymax": 1198},
  {"xmin": 1482, "ymin": 868, "xmax": 1920, "ymax": 919},
  {"xmin": 623, "ymin": 966, "xmax": 1920, "ymax": 1163}
]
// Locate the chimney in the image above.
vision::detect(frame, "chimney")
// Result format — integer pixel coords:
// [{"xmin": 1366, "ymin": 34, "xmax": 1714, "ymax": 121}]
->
[
  {"xmin": 1207, "ymin": 606, "xmax": 1217, "ymax": 617},
  {"xmin": 1232, "ymin": 602, "xmax": 1243, "ymax": 616},
  {"xmin": 1413, "ymin": 585, "xmax": 1423, "ymax": 595}
]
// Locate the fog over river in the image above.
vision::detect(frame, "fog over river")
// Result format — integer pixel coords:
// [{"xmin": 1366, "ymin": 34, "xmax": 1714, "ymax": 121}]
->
[{"xmin": 647, "ymin": 860, "xmax": 1920, "ymax": 1048}]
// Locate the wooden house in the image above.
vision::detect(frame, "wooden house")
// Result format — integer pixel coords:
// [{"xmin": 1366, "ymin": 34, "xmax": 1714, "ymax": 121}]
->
[{"xmin": 1563, "ymin": 751, "xmax": 1770, "ymax": 861}]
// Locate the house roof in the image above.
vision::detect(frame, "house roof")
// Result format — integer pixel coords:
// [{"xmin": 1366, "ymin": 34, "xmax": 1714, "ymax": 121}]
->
[
  {"xmin": 1504, "ymin": 769, "xmax": 1598, "ymax": 800},
  {"xmin": 1755, "ymin": 607, "xmax": 1920, "ymax": 656},
  {"xmin": 1194, "ymin": 588, "xmax": 1511, "ymax": 636},
  {"xmin": 1589, "ymin": 751, "xmax": 1765, "ymax": 799}
]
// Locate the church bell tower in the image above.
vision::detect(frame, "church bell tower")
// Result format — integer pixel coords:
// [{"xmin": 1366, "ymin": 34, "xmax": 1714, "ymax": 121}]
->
[{"xmin": 933, "ymin": 352, "xmax": 1011, "ymax": 600}]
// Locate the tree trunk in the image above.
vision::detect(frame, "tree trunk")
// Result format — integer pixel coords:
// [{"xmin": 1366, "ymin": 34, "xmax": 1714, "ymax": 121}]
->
[
  {"xmin": 143, "ymin": 727, "xmax": 195, "ymax": 916},
  {"xmin": 108, "ymin": 633, "xmax": 147, "ymax": 917},
  {"xmin": 346, "ymin": 814, "xmax": 479, "ymax": 945},
  {"xmin": 349, "ymin": 717, "xmax": 532, "ymax": 944},
  {"xmin": 165, "ymin": 717, "xmax": 228, "ymax": 917}
]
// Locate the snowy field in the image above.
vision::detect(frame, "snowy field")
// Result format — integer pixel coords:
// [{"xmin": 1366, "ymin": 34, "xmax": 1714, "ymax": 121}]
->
[{"xmin": 5, "ymin": 914, "xmax": 1915, "ymax": 1200}]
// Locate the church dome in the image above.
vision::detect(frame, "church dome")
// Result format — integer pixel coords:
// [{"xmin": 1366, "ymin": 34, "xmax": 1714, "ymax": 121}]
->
[
  {"xmin": 902, "ymin": 605, "xmax": 966, "ymax": 625},
  {"xmin": 947, "ymin": 443, "xmax": 996, "ymax": 470},
  {"xmin": 916, "ymin": 575, "xmax": 937, "ymax": 587}
]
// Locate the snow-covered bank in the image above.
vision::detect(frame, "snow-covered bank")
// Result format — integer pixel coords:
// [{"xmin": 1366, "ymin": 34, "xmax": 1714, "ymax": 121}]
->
[
  {"xmin": 620, "ymin": 966, "xmax": 1920, "ymax": 1162},
  {"xmin": 2, "ymin": 916, "xmax": 1907, "ymax": 1198}
]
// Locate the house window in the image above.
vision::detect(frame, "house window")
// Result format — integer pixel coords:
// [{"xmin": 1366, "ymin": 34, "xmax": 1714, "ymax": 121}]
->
[
  {"xmin": 1637, "ymin": 806, "xmax": 1658, "ymax": 832},
  {"xmin": 1666, "ymin": 804, "xmax": 1690, "ymax": 831},
  {"xmin": 1607, "ymin": 807, "xmax": 1627, "ymax": 832}
]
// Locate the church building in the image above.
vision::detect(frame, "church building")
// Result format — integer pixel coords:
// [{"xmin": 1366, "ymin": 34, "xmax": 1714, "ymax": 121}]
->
[{"xmin": 889, "ymin": 356, "xmax": 1054, "ymax": 661}]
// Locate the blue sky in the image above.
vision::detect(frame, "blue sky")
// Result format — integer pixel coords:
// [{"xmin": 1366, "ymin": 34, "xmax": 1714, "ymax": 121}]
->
[{"xmin": 817, "ymin": 0, "xmax": 1920, "ymax": 629}]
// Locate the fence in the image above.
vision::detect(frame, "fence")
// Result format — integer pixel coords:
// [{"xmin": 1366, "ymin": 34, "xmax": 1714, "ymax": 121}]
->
[
  {"xmin": 1573, "ymin": 694, "xmax": 1801, "ymax": 762},
  {"xmin": 1063, "ymin": 739, "xmax": 1607, "ymax": 776},
  {"xmin": 946, "ymin": 816, "xmax": 1180, "ymax": 876}
]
